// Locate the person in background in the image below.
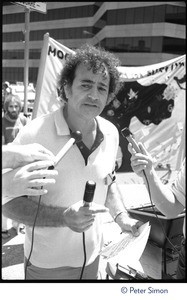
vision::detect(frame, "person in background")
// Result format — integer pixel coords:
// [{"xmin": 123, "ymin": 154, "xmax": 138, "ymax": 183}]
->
[
  {"xmin": 2, "ymin": 94, "xmax": 27, "ymax": 145},
  {"xmin": 2, "ymin": 44, "xmax": 142, "ymax": 280},
  {"xmin": 128, "ymin": 142, "xmax": 185, "ymax": 280},
  {"xmin": 2, "ymin": 94, "xmax": 28, "ymax": 237},
  {"xmin": 2, "ymin": 81, "xmax": 12, "ymax": 110}
]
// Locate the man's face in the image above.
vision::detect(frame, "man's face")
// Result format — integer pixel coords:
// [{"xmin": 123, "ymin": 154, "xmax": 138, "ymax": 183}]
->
[
  {"xmin": 65, "ymin": 63, "xmax": 110, "ymax": 120},
  {"xmin": 7, "ymin": 100, "xmax": 20, "ymax": 119}
]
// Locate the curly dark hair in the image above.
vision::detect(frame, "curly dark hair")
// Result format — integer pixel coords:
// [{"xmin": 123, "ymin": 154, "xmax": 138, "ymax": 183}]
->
[{"xmin": 58, "ymin": 44, "xmax": 122, "ymax": 104}]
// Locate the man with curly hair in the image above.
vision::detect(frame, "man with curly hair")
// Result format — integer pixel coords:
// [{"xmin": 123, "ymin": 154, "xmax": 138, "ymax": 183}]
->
[{"xmin": 3, "ymin": 44, "xmax": 142, "ymax": 280}]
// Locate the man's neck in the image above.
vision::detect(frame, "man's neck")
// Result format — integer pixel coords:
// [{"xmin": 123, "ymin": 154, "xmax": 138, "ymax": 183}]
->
[
  {"xmin": 63, "ymin": 105, "xmax": 95, "ymax": 135},
  {"xmin": 63, "ymin": 105, "xmax": 97, "ymax": 149}
]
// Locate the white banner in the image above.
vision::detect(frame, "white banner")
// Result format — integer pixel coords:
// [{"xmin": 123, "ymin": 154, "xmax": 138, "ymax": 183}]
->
[
  {"xmin": 33, "ymin": 35, "xmax": 185, "ymax": 170},
  {"xmin": 32, "ymin": 34, "xmax": 74, "ymax": 119}
]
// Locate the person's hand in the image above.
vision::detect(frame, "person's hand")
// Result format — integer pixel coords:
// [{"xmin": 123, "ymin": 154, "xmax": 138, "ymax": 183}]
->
[
  {"xmin": 2, "ymin": 160, "xmax": 58, "ymax": 198},
  {"xmin": 62, "ymin": 201, "xmax": 109, "ymax": 232},
  {"xmin": 3, "ymin": 143, "xmax": 56, "ymax": 169},
  {"xmin": 128, "ymin": 142, "xmax": 154, "ymax": 176},
  {"xmin": 115, "ymin": 212, "xmax": 143, "ymax": 236}
]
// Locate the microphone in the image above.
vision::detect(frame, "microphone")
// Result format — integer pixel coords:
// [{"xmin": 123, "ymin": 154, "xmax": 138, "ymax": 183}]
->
[
  {"xmin": 83, "ymin": 180, "xmax": 96, "ymax": 207},
  {"xmin": 121, "ymin": 127, "xmax": 140, "ymax": 153},
  {"xmin": 54, "ymin": 131, "xmax": 82, "ymax": 166}
]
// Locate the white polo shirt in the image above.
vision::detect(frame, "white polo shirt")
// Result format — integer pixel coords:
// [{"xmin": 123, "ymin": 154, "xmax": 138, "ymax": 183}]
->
[{"xmin": 13, "ymin": 106, "xmax": 119, "ymax": 268}]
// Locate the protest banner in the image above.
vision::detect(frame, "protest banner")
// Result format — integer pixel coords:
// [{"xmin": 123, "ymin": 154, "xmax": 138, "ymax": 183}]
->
[
  {"xmin": 102, "ymin": 54, "xmax": 186, "ymax": 170},
  {"xmin": 32, "ymin": 33, "xmax": 74, "ymax": 119},
  {"xmin": 33, "ymin": 35, "xmax": 185, "ymax": 170}
]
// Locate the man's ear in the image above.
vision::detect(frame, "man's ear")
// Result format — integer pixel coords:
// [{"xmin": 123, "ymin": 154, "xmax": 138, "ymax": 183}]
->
[
  {"xmin": 106, "ymin": 93, "xmax": 115, "ymax": 105},
  {"xmin": 64, "ymin": 84, "xmax": 71, "ymax": 100}
]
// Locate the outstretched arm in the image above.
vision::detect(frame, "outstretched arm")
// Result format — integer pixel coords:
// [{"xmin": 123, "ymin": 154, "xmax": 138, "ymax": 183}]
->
[
  {"xmin": 2, "ymin": 143, "xmax": 56, "ymax": 169},
  {"xmin": 2, "ymin": 196, "xmax": 66, "ymax": 227},
  {"xmin": 105, "ymin": 182, "xmax": 143, "ymax": 236},
  {"xmin": 2, "ymin": 196, "xmax": 108, "ymax": 231},
  {"xmin": 128, "ymin": 142, "xmax": 184, "ymax": 218}
]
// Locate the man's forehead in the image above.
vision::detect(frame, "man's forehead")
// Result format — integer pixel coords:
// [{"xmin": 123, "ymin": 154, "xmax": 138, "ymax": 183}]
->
[
  {"xmin": 76, "ymin": 63, "xmax": 110, "ymax": 80},
  {"xmin": 9, "ymin": 100, "xmax": 18, "ymax": 105}
]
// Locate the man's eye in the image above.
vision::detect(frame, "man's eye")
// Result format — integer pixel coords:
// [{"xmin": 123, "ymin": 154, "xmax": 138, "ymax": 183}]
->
[
  {"xmin": 99, "ymin": 87, "xmax": 107, "ymax": 92},
  {"xmin": 82, "ymin": 84, "xmax": 90, "ymax": 89}
]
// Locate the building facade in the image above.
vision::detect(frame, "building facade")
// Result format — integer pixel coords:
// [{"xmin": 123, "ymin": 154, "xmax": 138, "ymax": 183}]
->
[{"xmin": 2, "ymin": 2, "xmax": 186, "ymax": 84}]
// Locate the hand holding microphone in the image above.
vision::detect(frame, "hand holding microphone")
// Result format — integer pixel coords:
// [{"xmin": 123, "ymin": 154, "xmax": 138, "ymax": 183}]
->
[
  {"xmin": 121, "ymin": 127, "xmax": 140, "ymax": 153},
  {"xmin": 38, "ymin": 131, "xmax": 82, "ymax": 191},
  {"xmin": 62, "ymin": 181, "xmax": 108, "ymax": 232},
  {"xmin": 83, "ymin": 181, "xmax": 96, "ymax": 207},
  {"xmin": 122, "ymin": 127, "xmax": 154, "ymax": 176}
]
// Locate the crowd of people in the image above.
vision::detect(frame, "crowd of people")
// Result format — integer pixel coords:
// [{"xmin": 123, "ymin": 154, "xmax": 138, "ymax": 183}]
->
[{"xmin": 2, "ymin": 44, "xmax": 185, "ymax": 280}]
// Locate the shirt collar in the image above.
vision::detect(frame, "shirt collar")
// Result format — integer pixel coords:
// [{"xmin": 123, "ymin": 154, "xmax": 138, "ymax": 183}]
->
[{"xmin": 54, "ymin": 106, "xmax": 109, "ymax": 139}]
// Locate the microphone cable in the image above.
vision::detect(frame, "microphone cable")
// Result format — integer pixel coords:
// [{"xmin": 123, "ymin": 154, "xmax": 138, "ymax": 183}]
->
[
  {"xmin": 80, "ymin": 232, "xmax": 87, "ymax": 280},
  {"xmin": 24, "ymin": 132, "xmax": 82, "ymax": 279},
  {"xmin": 24, "ymin": 165, "xmax": 54, "ymax": 280},
  {"xmin": 79, "ymin": 181, "xmax": 96, "ymax": 280},
  {"xmin": 24, "ymin": 194, "xmax": 42, "ymax": 279},
  {"xmin": 121, "ymin": 127, "xmax": 181, "ymax": 255}
]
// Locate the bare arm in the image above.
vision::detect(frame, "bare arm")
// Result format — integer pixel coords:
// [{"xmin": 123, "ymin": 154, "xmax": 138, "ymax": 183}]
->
[
  {"xmin": 2, "ymin": 197, "xmax": 66, "ymax": 227},
  {"xmin": 128, "ymin": 142, "xmax": 184, "ymax": 218},
  {"xmin": 143, "ymin": 168, "xmax": 183, "ymax": 218},
  {"xmin": 2, "ymin": 196, "xmax": 108, "ymax": 231},
  {"xmin": 105, "ymin": 182, "xmax": 143, "ymax": 236}
]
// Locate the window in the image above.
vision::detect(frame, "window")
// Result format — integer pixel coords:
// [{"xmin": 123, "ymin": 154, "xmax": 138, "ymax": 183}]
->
[
  {"xmin": 29, "ymin": 49, "xmax": 41, "ymax": 59},
  {"xmin": 3, "ymin": 13, "xmax": 24, "ymax": 24},
  {"xmin": 144, "ymin": 6, "xmax": 154, "ymax": 23},
  {"xmin": 165, "ymin": 5, "xmax": 186, "ymax": 25},
  {"xmin": 163, "ymin": 37, "xmax": 186, "ymax": 54},
  {"xmin": 30, "ymin": 5, "xmax": 96, "ymax": 22},
  {"xmin": 3, "ymin": 49, "xmax": 41, "ymax": 60},
  {"xmin": 3, "ymin": 32, "xmax": 23, "ymax": 43},
  {"xmin": 115, "ymin": 37, "xmax": 125, "ymax": 52},
  {"xmin": 134, "ymin": 7, "xmax": 144, "ymax": 24},
  {"xmin": 3, "ymin": 67, "xmax": 24, "ymax": 83},
  {"xmin": 151, "ymin": 37, "xmax": 162, "ymax": 52},
  {"xmin": 135, "ymin": 37, "xmax": 151, "ymax": 52},
  {"xmin": 102, "ymin": 36, "xmax": 163, "ymax": 53},
  {"xmin": 125, "ymin": 8, "xmax": 134, "ymax": 24},
  {"xmin": 153, "ymin": 5, "xmax": 165, "ymax": 22},
  {"xmin": 123, "ymin": 37, "xmax": 133, "ymax": 52},
  {"xmin": 3, "ymin": 50, "xmax": 24, "ymax": 59},
  {"xmin": 116, "ymin": 9, "xmax": 126, "ymax": 25},
  {"xmin": 107, "ymin": 10, "xmax": 116, "ymax": 25}
]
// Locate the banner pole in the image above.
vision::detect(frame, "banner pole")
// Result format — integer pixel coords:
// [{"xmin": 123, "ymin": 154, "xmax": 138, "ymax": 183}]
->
[
  {"xmin": 23, "ymin": 8, "xmax": 30, "ymax": 116},
  {"xmin": 32, "ymin": 33, "xmax": 50, "ymax": 119}
]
